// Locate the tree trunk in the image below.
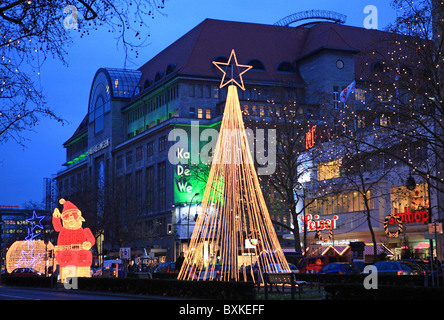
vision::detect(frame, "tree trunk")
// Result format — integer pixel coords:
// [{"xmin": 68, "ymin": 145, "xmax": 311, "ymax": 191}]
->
[
  {"xmin": 290, "ymin": 205, "xmax": 302, "ymax": 253},
  {"xmin": 363, "ymin": 195, "xmax": 378, "ymax": 263}
]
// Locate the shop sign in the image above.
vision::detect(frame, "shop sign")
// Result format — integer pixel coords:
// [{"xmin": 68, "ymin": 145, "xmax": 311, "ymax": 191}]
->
[
  {"xmin": 390, "ymin": 207, "xmax": 429, "ymax": 225},
  {"xmin": 300, "ymin": 214, "xmax": 338, "ymax": 232},
  {"xmin": 175, "ymin": 147, "xmax": 197, "ymax": 194},
  {"xmin": 88, "ymin": 138, "xmax": 110, "ymax": 155}
]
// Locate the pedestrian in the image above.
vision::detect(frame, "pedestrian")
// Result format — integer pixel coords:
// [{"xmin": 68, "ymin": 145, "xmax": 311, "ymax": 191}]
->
[{"xmin": 175, "ymin": 252, "xmax": 185, "ymax": 273}]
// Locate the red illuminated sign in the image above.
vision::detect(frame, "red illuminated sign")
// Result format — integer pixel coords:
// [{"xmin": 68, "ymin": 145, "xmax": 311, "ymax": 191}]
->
[
  {"xmin": 301, "ymin": 214, "xmax": 338, "ymax": 232},
  {"xmin": 390, "ymin": 207, "xmax": 429, "ymax": 225},
  {"xmin": 305, "ymin": 125, "xmax": 331, "ymax": 149},
  {"xmin": 306, "ymin": 126, "xmax": 317, "ymax": 149}
]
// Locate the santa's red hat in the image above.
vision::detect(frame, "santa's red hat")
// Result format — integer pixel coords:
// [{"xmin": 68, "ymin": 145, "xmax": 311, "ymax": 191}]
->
[{"xmin": 59, "ymin": 199, "xmax": 85, "ymax": 221}]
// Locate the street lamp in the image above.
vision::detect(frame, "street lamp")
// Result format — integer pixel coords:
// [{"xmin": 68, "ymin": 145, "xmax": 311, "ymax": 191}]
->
[
  {"xmin": 188, "ymin": 193, "xmax": 200, "ymax": 249},
  {"xmin": 406, "ymin": 173, "xmax": 416, "ymax": 191}
]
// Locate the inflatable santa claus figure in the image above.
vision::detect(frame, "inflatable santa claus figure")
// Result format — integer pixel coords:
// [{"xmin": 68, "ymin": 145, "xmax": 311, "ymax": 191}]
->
[{"xmin": 52, "ymin": 199, "xmax": 95, "ymax": 281}]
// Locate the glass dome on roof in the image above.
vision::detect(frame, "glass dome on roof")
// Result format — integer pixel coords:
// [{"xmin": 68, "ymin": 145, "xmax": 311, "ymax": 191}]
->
[{"xmin": 106, "ymin": 68, "xmax": 142, "ymax": 98}]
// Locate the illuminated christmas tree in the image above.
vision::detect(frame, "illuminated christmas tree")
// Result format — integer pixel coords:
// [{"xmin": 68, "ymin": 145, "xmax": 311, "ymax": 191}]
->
[{"xmin": 178, "ymin": 50, "xmax": 290, "ymax": 282}]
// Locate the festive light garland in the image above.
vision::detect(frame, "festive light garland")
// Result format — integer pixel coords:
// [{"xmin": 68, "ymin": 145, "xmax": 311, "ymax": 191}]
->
[
  {"xmin": 315, "ymin": 221, "xmax": 333, "ymax": 242},
  {"xmin": 384, "ymin": 212, "xmax": 404, "ymax": 238},
  {"xmin": 52, "ymin": 199, "xmax": 96, "ymax": 281}
]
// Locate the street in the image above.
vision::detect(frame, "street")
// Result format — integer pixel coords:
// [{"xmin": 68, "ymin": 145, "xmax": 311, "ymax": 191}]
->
[{"xmin": 0, "ymin": 285, "xmax": 147, "ymax": 300}]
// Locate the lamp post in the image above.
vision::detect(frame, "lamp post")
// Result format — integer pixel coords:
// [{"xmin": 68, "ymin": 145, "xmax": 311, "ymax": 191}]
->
[{"xmin": 188, "ymin": 193, "xmax": 200, "ymax": 249}]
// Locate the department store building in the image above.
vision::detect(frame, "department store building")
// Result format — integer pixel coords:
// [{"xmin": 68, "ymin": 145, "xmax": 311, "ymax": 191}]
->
[{"xmin": 55, "ymin": 17, "xmax": 418, "ymax": 262}]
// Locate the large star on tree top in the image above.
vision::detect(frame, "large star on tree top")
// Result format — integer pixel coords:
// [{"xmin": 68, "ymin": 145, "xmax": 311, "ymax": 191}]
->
[{"xmin": 212, "ymin": 49, "xmax": 252, "ymax": 91}]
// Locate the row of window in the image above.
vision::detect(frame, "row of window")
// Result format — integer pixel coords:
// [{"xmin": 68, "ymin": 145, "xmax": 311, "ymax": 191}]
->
[
  {"xmin": 116, "ymin": 136, "xmax": 168, "ymax": 170},
  {"xmin": 188, "ymin": 103, "xmax": 305, "ymax": 119},
  {"xmin": 316, "ymin": 141, "xmax": 427, "ymax": 181},
  {"xmin": 188, "ymin": 83, "xmax": 300, "ymax": 103},
  {"xmin": 58, "ymin": 170, "xmax": 88, "ymax": 195},
  {"xmin": 136, "ymin": 217, "xmax": 169, "ymax": 237},
  {"xmin": 115, "ymin": 162, "xmax": 167, "ymax": 214},
  {"xmin": 189, "ymin": 83, "xmax": 219, "ymax": 99},
  {"xmin": 190, "ymin": 107, "xmax": 212, "ymax": 119},
  {"xmin": 305, "ymin": 183, "xmax": 428, "ymax": 217},
  {"xmin": 305, "ymin": 190, "xmax": 374, "ymax": 216},
  {"xmin": 126, "ymin": 85, "xmax": 179, "ymax": 126},
  {"xmin": 213, "ymin": 57, "xmax": 297, "ymax": 74},
  {"xmin": 67, "ymin": 136, "xmax": 88, "ymax": 162}
]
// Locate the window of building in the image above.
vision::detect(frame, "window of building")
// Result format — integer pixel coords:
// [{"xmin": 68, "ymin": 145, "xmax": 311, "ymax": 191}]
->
[
  {"xmin": 379, "ymin": 114, "xmax": 390, "ymax": 127},
  {"xmin": 251, "ymin": 105, "xmax": 257, "ymax": 116},
  {"xmin": 277, "ymin": 61, "xmax": 296, "ymax": 73},
  {"xmin": 135, "ymin": 170, "xmax": 143, "ymax": 210},
  {"xmin": 159, "ymin": 136, "xmax": 167, "ymax": 152},
  {"xmin": 390, "ymin": 182, "xmax": 428, "ymax": 213},
  {"xmin": 89, "ymin": 71, "xmax": 111, "ymax": 136},
  {"xmin": 212, "ymin": 85, "xmax": 219, "ymax": 99},
  {"xmin": 166, "ymin": 63, "xmax": 176, "ymax": 76},
  {"xmin": 197, "ymin": 108, "xmax": 203, "ymax": 119},
  {"xmin": 355, "ymin": 88, "xmax": 366, "ymax": 102},
  {"xmin": 205, "ymin": 85, "xmax": 211, "ymax": 98},
  {"xmin": 116, "ymin": 155, "xmax": 123, "ymax": 170},
  {"xmin": 124, "ymin": 173, "xmax": 133, "ymax": 211},
  {"xmin": 317, "ymin": 158, "xmax": 342, "ymax": 181},
  {"xmin": 259, "ymin": 105, "xmax": 265, "ymax": 117},
  {"xmin": 158, "ymin": 162, "xmax": 166, "ymax": 210},
  {"xmin": 196, "ymin": 84, "xmax": 203, "ymax": 98},
  {"xmin": 146, "ymin": 166, "xmax": 154, "ymax": 213},
  {"xmin": 206, "ymin": 108, "xmax": 211, "ymax": 119},
  {"xmin": 126, "ymin": 151, "xmax": 133, "ymax": 166},
  {"xmin": 357, "ymin": 116, "xmax": 366, "ymax": 129},
  {"xmin": 333, "ymin": 86, "xmax": 340, "ymax": 109},
  {"xmin": 243, "ymin": 105, "xmax": 249, "ymax": 115},
  {"xmin": 147, "ymin": 141, "xmax": 154, "ymax": 157},
  {"xmin": 93, "ymin": 96, "xmax": 105, "ymax": 134},
  {"xmin": 136, "ymin": 146, "xmax": 143, "ymax": 162},
  {"xmin": 247, "ymin": 59, "xmax": 265, "ymax": 71}
]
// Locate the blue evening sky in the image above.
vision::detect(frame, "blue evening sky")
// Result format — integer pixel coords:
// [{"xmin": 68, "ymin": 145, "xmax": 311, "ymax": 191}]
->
[{"xmin": 0, "ymin": 0, "xmax": 397, "ymax": 207}]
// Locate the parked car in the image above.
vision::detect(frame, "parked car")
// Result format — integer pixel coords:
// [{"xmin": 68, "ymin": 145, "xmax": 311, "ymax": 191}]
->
[
  {"xmin": 400, "ymin": 259, "xmax": 429, "ymax": 272},
  {"xmin": 10, "ymin": 268, "xmax": 42, "ymax": 277},
  {"xmin": 351, "ymin": 261, "xmax": 369, "ymax": 273},
  {"xmin": 371, "ymin": 261, "xmax": 425, "ymax": 275},
  {"xmin": 102, "ymin": 259, "xmax": 122, "ymax": 277},
  {"xmin": 298, "ymin": 255, "xmax": 348, "ymax": 273},
  {"xmin": 318, "ymin": 262, "xmax": 360, "ymax": 274},
  {"xmin": 288, "ymin": 263, "xmax": 299, "ymax": 273},
  {"xmin": 154, "ymin": 262, "xmax": 175, "ymax": 273}
]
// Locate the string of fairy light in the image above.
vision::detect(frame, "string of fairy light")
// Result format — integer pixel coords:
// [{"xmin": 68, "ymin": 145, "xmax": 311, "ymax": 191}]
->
[
  {"xmin": 234, "ymin": 0, "xmax": 443, "ymax": 247},
  {"xmin": 178, "ymin": 51, "xmax": 290, "ymax": 282}
]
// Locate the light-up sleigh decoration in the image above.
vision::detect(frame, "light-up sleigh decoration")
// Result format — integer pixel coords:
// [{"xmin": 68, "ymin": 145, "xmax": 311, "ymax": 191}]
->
[{"xmin": 52, "ymin": 199, "xmax": 95, "ymax": 281}]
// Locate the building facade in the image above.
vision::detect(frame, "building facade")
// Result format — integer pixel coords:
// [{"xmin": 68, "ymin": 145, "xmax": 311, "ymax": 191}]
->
[{"xmin": 55, "ymin": 18, "xmax": 422, "ymax": 263}]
